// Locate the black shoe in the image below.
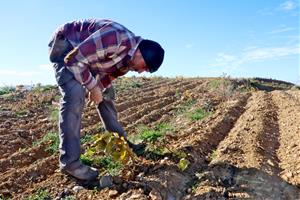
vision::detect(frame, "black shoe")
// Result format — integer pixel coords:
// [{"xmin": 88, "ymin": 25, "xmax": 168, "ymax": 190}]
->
[
  {"xmin": 127, "ymin": 140, "xmax": 146, "ymax": 156},
  {"xmin": 61, "ymin": 164, "xmax": 99, "ymax": 181}
]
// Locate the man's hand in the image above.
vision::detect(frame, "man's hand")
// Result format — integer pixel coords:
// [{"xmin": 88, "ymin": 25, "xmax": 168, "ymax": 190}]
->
[{"xmin": 88, "ymin": 86, "xmax": 103, "ymax": 106}]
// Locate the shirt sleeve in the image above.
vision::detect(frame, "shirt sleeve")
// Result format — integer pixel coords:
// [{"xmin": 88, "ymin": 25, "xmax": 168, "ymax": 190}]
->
[{"xmin": 64, "ymin": 47, "xmax": 102, "ymax": 90}]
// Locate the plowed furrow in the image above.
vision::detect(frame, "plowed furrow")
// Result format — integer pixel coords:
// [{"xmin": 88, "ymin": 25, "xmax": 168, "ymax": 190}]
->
[
  {"xmin": 117, "ymin": 80, "xmax": 201, "ymax": 116},
  {"xmin": 211, "ymin": 91, "xmax": 281, "ymax": 175},
  {"xmin": 139, "ymin": 79, "xmax": 186, "ymax": 94},
  {"xmin": 123, "ymin": 80, "xmax": 206, "ymax": 128},
  {"xmin": 272, "ymin": 90, "xmax": 300, "ymax": 185},
  {"xmin": 17, "ymin": 172, "xmax": 72, "ymax": 200},
  {"xmin": 116, "ymin": 79, "xmax": 170, "ymax": 100},
  {"xmin": 187, "ymin": 91, "xmax": 300, "ymax": 200},
  {"xmin": 121, "ymin": 96, "xmax": 176, "ymax": 126},
  {"xmin": 118, "ymin": 93, "xmax": 174, "ymax": 118},
  {"xmin": 132, "ymin": 94, "xmax": 250, "ymax": 200},
  {"xmin": 0, "ymin": 143, "xmax": 50, "ymax": 173},
  {"xmin": 175, "ymin": 93, "xmax": 251, "ymax": 166},
  {"xmin": 118, "ymin": 79, "xmax": 184, "ymax": 106},
  {"xmin": 163, "ymin": 82, "xmax": 217, "ymax": 141},
  {"xmin": 120, "ymin": 96, "xmax": 175, "ymax": 123},
  {"xmin": 116, "ymin": 79, "xmax": 176, "ymax": 102},
  {"xmin": 116, "ymin": 96, "xmax": 158, "ymax": 113},
  {"xmin": 0, "ymin": 133, "xmax": 17, "ymax": 141},
  {"xmin": 125, "ymin": 99, "xmax": 183, "ymax": 132},
  {"xmin": 0, "ymin": 139, "xmax": 30, "ymax": 160},
  {"xmin": 0, "ymin": 155, "xmax": 57, "ymax": 196}
]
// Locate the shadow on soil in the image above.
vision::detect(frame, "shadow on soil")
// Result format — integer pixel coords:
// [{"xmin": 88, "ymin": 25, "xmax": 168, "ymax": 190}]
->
[{"xmin": 190, "ymin": 162, "xmax": 300, "ymax": 200}]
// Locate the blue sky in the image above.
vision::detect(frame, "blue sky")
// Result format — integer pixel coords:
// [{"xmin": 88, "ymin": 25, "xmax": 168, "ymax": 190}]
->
[{"xmin": 0, "ymin": 0, "xmax": 299, "ymax": 86}]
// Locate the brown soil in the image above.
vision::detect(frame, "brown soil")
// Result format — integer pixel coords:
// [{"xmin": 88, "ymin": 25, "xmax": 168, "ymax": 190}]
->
[{"xmin": 0, "ymin": 77, "xmax": 299, "ymax": 200}]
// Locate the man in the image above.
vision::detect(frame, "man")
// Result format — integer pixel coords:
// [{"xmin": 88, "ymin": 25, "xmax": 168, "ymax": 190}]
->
[{"xmin": 48, "ymin": 19, "xmax": 164, "ymax": 181}]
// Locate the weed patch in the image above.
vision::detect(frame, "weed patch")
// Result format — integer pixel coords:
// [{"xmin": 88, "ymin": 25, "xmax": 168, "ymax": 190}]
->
[
  {"xmin": 187, "ymin": 108, "xmax": 211, "ymax": 121},
  {"xmin": 80, "ymin": 134, "xmax": 93, "ymax": 144},
  {"xmin": 15, "ymin": 109, "xmax": 28, "ymax": 117},
  {"xmin": 143, "ymin": 146, "xmax": 167, "ymax": 160},
  {"xmin": 210, "ymin": 150, "xmax": 218, "ymax": 160},
  {"xmin": 208, "ymin": 75, "xmax": 237, "ymax": 101},
  {"xmin": 137, "ymin": 123, "xmax": 175, "ymax": 143},
  {"xmin": 24, "ymin": 188, "xmax": 50, "ymax": 200},
  {"xmin": 33, "ymin": 132, "xmax": 59, "ymax": 154},
  {"xmin": 49, "ymin": 107, "xmax": 59, "ymax": 122},
  {"xmin": 80, "ymin": 154, "xmax": 123, "ymax": 176},
  {"xmin": 0, "ymin": 86, "xmax": 15, "ymax": 96},
  {"xmin": 114, "ymin": 77, "xmax": 142, "ymax": 92},
  {"xmin": 33, "ymin": 84, "xmax": 57, "ymax": 93},
  {"xmin": 175, "ymin": 99, "xmax": 197, "ymax": 115},
  {"xmin": 95, "ymin": 156, "xmax": 123, "ymax": 176}
]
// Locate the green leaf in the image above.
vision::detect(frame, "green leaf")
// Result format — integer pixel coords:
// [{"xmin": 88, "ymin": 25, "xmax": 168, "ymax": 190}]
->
[{"xmin": 178, "ymin": 158, "xmax": 189, "ymax": 171}]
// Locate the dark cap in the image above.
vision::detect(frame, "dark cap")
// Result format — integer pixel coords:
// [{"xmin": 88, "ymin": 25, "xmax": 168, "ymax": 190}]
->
[{"xmin": 139, "ymin": 39, "xmax": 164, "ymax": 73}]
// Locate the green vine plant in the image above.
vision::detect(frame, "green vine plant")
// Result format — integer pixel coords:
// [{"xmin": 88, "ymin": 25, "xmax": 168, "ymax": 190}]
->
[{"xmin": 82, "ymin": 132, "xmax": 138, "ymax": 175}]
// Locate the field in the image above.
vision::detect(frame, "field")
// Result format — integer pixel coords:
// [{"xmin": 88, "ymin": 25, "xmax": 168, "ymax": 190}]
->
[{"xmin": 0, "ymin": 77, "xmax": 300, "ymax": 200}]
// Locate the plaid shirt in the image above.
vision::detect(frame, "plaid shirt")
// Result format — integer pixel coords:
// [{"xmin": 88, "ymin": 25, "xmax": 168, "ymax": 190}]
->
[{"xmin": 50, "ymin": 19, "xmax": 142, "ymax": 90}]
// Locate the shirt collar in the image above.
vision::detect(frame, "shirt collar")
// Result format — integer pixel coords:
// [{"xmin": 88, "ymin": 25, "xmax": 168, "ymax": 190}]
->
[{"xmin": 128, "ymin": 37, "xmax": 143, "ymax": 58}]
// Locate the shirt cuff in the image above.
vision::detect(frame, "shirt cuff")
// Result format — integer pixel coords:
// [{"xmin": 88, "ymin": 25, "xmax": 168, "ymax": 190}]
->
[
  {"xmin": 85, "ymin": 77, "xmax": 98, "ymax": 91},
  {"xmin": 85, "ymin": 77, "xmax": 104, "ymax": 91}
]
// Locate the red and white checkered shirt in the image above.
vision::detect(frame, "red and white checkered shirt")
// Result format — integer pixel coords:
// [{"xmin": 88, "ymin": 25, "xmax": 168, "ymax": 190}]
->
[{"xmin": 50, "ymin": 19, "xmax": 142, "ymax": 90}]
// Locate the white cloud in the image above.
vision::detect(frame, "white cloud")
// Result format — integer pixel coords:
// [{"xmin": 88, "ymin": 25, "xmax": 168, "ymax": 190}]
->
[
  {"xmin": 268, "ymin": 27, "xmax": 296, "ymax": 34},
  {"xmin": 242, "ymin": 46, "xmax": 299, "ymax": 61},
  {"xmin": 185, "ymin": 44, "xmax": 194, "ymax": 49},
  {"xmin": 215, "ymin": 53, "xmax": 236, "ymax": 63},
  {"xmin": 259, "ymin": 0, "xmax": 298, "ymax": 15},
  {"xmin": 279, "ymin": 0, "xmax": 298, "ymax": 11},
  {"xmin": 209, "ymin": 45, "xmax": 300, "ymax": 72}
]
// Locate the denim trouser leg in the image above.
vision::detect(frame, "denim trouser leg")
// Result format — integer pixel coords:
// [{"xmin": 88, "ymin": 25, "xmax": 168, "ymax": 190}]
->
[
  {"xmin": 97, "ymin": 100, "xmax": 127, "ymax": 138},
  {"xmin": 53, "ymin": 62, "xmax": 85, "ymax": 170},
  {"xmin": 58, "ymin": 78, "xmax": 85, "ymax": 170}
]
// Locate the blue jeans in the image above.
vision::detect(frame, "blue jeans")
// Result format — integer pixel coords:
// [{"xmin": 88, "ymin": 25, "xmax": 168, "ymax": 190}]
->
[{"xmin": 53, "ymin": 62, "xmax": 126, "ymax": 170}]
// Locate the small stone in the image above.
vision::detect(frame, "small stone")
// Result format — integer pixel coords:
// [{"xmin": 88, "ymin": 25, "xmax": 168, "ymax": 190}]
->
[
  {"xmin": 72, "ymin": 185, "xmax": 84, "ymax": 193},
  {"xmin": 108, "ymin": 190, "xmax": 118, "ymax": 197},
  {"xmin": 149, "ymin": 190, "xmax": 162, "ymax": 200},
  {"xmin": 267, "ymin": 159, "xmax": 274, "ymax": 166},
  {"xmin": 286, "ymin": 172, "xmax": 293, "ymax": 178},
  {"xmin": 122, "ymin": 182, "xmax": 128, "ymax": 188},
  {"xmin": 99, "ymin": 175, "xmax": 113, "ymax": 189},
  {"xmin": 187, "ymin": 127, "xmax": 196, "ymax": 133},
  {"xmin": 113, "ymin": 176, "xmax": 123, "ymax": 184},
  {"xmin": 160, "ymin": 159, "xmax": 168, "ymax": 165}
]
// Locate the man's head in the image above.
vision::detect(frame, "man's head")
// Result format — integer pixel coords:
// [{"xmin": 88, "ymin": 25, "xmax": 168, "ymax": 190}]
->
[{"xmin": 129, "ymin": 40, "xmax": 164, "ymax": 73}]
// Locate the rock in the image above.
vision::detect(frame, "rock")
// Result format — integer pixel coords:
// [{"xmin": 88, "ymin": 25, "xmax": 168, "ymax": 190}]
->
[
  {"xmin": 286, "ymin": 172, "xmax": 293, "ymax": 178},
  {"xmin": 122, "ymin": 182, "xmax": 128, "ymax": 188},
  {"xmin": 187, "ymin": 127, "xmax": 196, "ymax": 133},
  {"xmin": 267, "ymin": 159, "xmax": 275, "ymax": 166},
  {"xmin": 72, "ymin": 186, "xmax": 84, "ymax": 193},
  {"xmin": 149, "ymin": 190, "xmax": 162, "ymax": 200},
  {"xmin": 99, "ymin": 175, "xmax": 113, "ymax": 189},
  {"xmin": 54, "ymin": 188, "xmax": 73, "ymax": 200},
  {"xmin": 113, "ymin": 176, "xmax": 123, "ymax": 184},
  {"xmin": 109, "ymin": 190, "xmax": 119, "ymax": 197},
  {"xmin": 160, "ymin": 159, "xmax": 168, "ymax": 165}
]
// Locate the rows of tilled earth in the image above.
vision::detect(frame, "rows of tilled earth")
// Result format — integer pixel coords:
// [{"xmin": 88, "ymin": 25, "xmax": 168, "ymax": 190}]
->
[
  {"xmin": 184, "ymin": 90, "xmax": 300, "ymax": 200},
  {"xmin": 0, "ymin": 78, "xmax": 209, "ymax": 199},
  {"xmin": 0, "ymin": 78, "xmax": 299, "ymax": 200}
]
